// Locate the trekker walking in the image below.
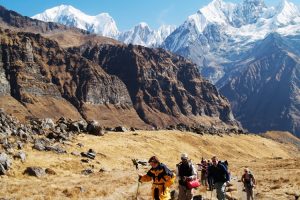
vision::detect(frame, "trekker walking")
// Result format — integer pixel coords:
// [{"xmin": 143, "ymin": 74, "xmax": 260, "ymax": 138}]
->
[
  {"xmin": 139, "ymin": 156, "xmax": 175, "ymax": 200},
  {"xmin": 200, "ymin": 158, "xmax": 208, "ymax": 188},
  {"xmin": 207, "ymin": 159, "xmax": 214, "ymax": 191},
  {"xmin": 208, "ymin": 156, "xmax": 230, "ymax": 200},
  {"xmin": 241, "ymin": 168, "xmax": 256, "ymax": 200},
  {"xmin": 176, "ymin": 153, "xmax": 197, "ymax": 200}
]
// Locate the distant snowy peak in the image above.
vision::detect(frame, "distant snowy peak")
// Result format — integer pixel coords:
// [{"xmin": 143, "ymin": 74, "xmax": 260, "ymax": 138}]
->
[
  {"xmin": 32, "ymin": 5, "xmax": 119, "ymax": 38},
  {"xmin": 275, "ymin": 0, "xmax": 300, "ymax": 25},
  {"xmin": 32, "ymin": 5, "xmax": 176, "ymax": 47},
  {"xmin": 177, "ymin": 0, "xmax": 300, "ymax": 37},
  {"xmin": 118, "ymin": 23, "xmax": 176, "ymax": 47},
  {"xmin": 197, "ymin": 0, "xmax": 234, "ymax": 26},
  {"xmin": 187, "ymin": 0, "xmax": 274, "ymax": 32},
  {"xmin": 162, "ymin": 0, "xmax": 300, "ymax": 84},
  {"xmin": 156, "ymin": 25, "xmax": 177, "ymax": 45}
]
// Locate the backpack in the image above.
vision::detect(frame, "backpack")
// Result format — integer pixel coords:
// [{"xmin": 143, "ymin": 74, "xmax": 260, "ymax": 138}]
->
[
  {"xmin": 217, "ymin": 161, "xmax": 230, "ymax": 181},
  {"xmin": 243, "ymin": 173, "xmax": 254, "ymax": 188}
]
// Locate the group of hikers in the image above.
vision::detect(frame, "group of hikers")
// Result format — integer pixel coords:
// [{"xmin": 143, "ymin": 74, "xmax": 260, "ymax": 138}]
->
[{"xmin": 138, "ymin": 154, "xmax": 256, "ymax": 200}]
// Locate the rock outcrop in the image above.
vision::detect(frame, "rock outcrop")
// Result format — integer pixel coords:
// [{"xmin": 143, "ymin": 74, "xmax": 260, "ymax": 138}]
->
[
  {"xmin": 0, "ymin": 29, "xmax": 147, "ymax": 128},
  {"xmin": 70, "ymin": 44, "xmax": 238, "ymax": 128}
]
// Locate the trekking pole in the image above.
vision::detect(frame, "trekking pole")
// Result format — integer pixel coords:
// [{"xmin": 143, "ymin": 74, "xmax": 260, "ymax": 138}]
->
[
  {"xmin": 135, "ymin": 181, "xmax": 140, "ymax": 200},
  {"xmin": 132, "ymin": 159, "xmax": 141, "ymax": 200}
]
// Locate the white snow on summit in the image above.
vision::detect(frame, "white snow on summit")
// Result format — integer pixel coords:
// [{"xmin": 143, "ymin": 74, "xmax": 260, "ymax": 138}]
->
[
  {"xmin": 32, "ymin": 5, "xmax": 119, "ymax": 38},
  {"xmin": 32, "ymin": 5, "xmax": 176, "ymax": 47},
  {"xmin": 162, "ymin": 0, "xmax": 300, "ymax": 83},
  {"xmin": 118, "ymin": 23, "xmax": 176, "ymax": 47}
]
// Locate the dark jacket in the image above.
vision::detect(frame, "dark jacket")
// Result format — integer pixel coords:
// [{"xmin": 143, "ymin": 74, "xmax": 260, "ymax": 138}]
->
[
  {"xmin": 208, "ymin": 163, "xmax": 230, "ymax": 183},
  {"xmin": 176, "ymin": 161, "xmax": 197, "ymax": 186}
]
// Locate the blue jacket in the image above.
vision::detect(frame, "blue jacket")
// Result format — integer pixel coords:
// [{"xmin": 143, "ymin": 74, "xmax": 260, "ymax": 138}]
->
[{"xmin": 208, "ymin": 163, "xmax": 230, "ymax": 183}]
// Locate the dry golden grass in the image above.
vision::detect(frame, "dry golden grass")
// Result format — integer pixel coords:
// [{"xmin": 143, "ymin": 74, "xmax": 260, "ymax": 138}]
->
[
  {"xmin": 0, "ymin": 96, "xmax": 32, "ymax": 122},
  {"xmin": 0, "ymin": 130, "xmax": 299, "ymax": 199},
  {"xmin": 263, "ymin": 131, "xmax": 300, "ymax": 150}
]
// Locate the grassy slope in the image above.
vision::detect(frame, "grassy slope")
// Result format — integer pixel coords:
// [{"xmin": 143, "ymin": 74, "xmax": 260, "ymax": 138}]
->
[
  {"xmin": 262, "ymin": 131, "xmax": 300, "ymax": 150},
  {"xmin": 1, "ymin": 131, "xmax": 299, "ymax": 199}
]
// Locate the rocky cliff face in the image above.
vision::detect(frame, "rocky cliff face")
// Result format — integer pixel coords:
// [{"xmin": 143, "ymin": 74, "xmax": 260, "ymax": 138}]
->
[
  {"xmin": 70, "ymin": 44, "xmax": 237, "ymax": 128},
  {"xmin": 0, "ymin": 29, "xmax": 147, "ymax": 128},
  {"xmin": 220, "ymin": 33, "xmax": 300, "ymax": 137},
  {"xmin": 0, "ymin": 6, "xmax": 240, "ymax": 130}
]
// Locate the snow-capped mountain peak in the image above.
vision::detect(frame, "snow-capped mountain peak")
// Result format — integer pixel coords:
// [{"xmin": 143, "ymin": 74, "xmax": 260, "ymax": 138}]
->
[
  {"xmin": 32, "ymin": 4, "xmax": 119, "ymax": 38},
  {"xmin": 32, "ymin": 5, "xmax": 176, "ymax": 47},
  {"xmin": 275, "ymin": 0, "xmax": 300, "ymax": 25},
  {"xmin": 137, "ymin": 22, "xmax": 150, "ymax": 29},
  {"xmin": 118, "ymin": 23, "xmax": 176, "ymax": 47},
  {"xmin": 197, "ymin": 0, "xmax": 229, "ymax": 25},
  {"xmin": 162, "ymin": 0, "xmax": 300, "ymax": 83}
]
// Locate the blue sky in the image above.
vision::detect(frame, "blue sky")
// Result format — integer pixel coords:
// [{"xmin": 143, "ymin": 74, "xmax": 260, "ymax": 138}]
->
[{"xmin": 0, "ymin": 0, "xmax": 299, "ymax": 31}]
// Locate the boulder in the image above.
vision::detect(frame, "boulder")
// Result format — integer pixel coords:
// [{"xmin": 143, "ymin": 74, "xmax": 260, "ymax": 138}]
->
[
  {"xmin": 45, "ymin": 168, "xmax": 56, "ymax": 175},
  {"xmin": 24, "ymin": 167, "xmax": 46, "ymax": 177},
  {"xmin": 99, "ymin": 168, "xmax": 107, "ymax": 173},
  {"xmin": 71, "ymin": 151, "xmax": 81, "ymax": 156},
  {"xmin": 41, "ymin": 118, "xmax": 55, "ymax": 130},
  {"xmin": 114, "ymin": 126, "xmax": 127, "ymax": 132},
  {"xmin": 14, "ymin": 151, "xmax": 26, "ymax": 162},
  {"xmin": 17, "ymin": 141, "xmax": 24, "ymax": 150},
  {"xmin": 47, "ymin": 131, "xmax": 70, "ymax": 142},
  {"xmin": 105, "ymin": 127, "xmax": 114, "ymax": 132},
  {"xmin": 58, "ymin": 123, "xmax": 68, "ymax": 132},
  {"xmin": 81, "ymin": 168, "xmax": 93, "ymax": 175},
  {"xmin": 77, "ymin": 143, "xmax": 84, "ymax": 148},
  {"xmin": 69, "ymin": 120, "xmax": 87, "ymax": 132},
  {"xmin": 45, "ymin": 145, "xmax": 66, "ymax": 154},
  {"xmin": 0, "ymin": 163, "xmax": 6, "ymax": 175},
  {"xmin": 81, "ymin": 159, "xmax": 89, "ymax": 163},
  {"xmin": 0, "ymin": 152, "xmax": 11, "ymax": 175},
  {"xmin": 87, "ymin": 120, "xmax": 98, "ymax": 132},
  {"xmin": 87, "ymin": 121, "xmax": 103, "ymax": 135},
  {"xmin": 0, "ymin": 152, "xmax": 11, "ymax": 169},
  {"xmin": 130, "ymin": 127, "xmax": 136, "ymax": 132},
  {"xmin": 2, "ymin": 141, "xmax": 14, "ymax": 151},
  {"xmin": 33, "ymin": 140, "xmax": 46, "ymax": 151},
  {"xmin": 176, "ymin": 123, "xmax": 190, "ymax": 132},
  {"xmin": 81, "ymin": 149, "xmax": 96, "ymax": 159}
]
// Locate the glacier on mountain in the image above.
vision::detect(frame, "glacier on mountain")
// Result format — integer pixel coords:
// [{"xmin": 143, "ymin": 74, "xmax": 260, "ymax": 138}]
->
[
  {"xmin": 118, "ymin": 23, "xmax": 176, "ymax": 47},
  {"xmin": 162, "ymin": 0, "xmax": 300, "ymax": 83}
]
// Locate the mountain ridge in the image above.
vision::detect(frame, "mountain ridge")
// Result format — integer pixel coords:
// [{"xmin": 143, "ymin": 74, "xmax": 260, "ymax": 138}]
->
[
  {"xmin": 32, "ymin": 5, "xmax": 177, "ymax": 48},
  {"xmin": 0, "ymin": 6, "xmax": 240, "ymax": 130},
  {"xmin": 219, "ymin": 33, "xmax": 300, "ymax": 137}
]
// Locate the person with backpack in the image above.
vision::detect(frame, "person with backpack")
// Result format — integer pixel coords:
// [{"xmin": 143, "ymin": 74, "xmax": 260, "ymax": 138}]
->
[
  {"xmin": 139, "ymin": 156, "xmax": 175, "ymax": 200},
  {"xmin": 241, "ymin": 168, "xmax": 256, "ymax": 200},
  {"xmin": 176, "ymin": 153, "xmax": 198, "ymax": 200},
  {"xmin": 208, "ymin": 156, "xmax": 230, "ymax": 200},
  {"xmin": 207, "ymin": 159, "xmax": 214, "ymax": 191},
  {"xmin": 199, "ymin": 158, "xmax": 208, "ymax": 188}
]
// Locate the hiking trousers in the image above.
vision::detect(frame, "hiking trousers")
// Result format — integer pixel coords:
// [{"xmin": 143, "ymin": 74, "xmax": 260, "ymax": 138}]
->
[
  {"xmin": 151, "ymin": 184, "xmax": 171, "ymax": 200},
  {"xmin": 178, "ymin": 185, "xmax": 193, "ymax": 200},
  {"xmin": 214, "ymin": 182, "xmax": 226, "ymax": 200},
  {"xmin": 245, "ymin": 186, "xmax": 254, "ymax": 200}
]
